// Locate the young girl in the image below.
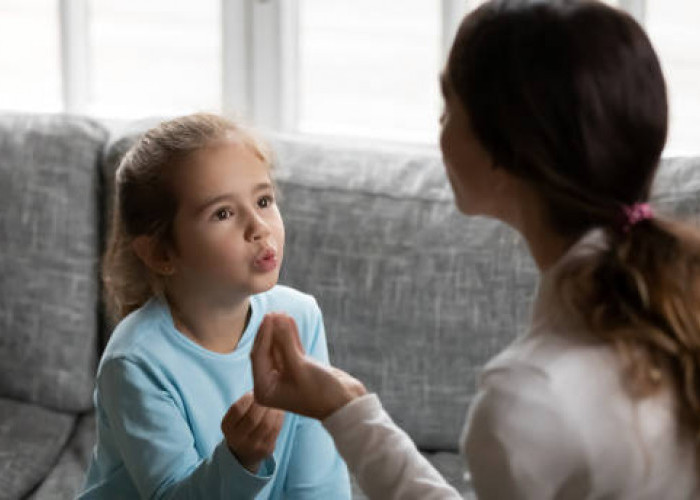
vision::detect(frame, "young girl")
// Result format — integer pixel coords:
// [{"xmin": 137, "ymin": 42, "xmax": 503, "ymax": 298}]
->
[
  {"xmin": 250, "ymin": 1, "xmax": 700, "ymax": 499},
  {"xmin": 79, "ymin": 113, "xmax": 351, "ymax": 499}
]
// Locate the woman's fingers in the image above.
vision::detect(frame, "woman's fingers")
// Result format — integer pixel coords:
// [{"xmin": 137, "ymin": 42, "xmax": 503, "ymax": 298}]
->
[
  {"xmin": 282, "ymin": 314, "xmax": 305, "ymax": 352},
  {"xmin": 270, "ymin": 314, "xmax": 305, "ymax": 372},
  {"xmin": 251, "ymin": 315, "xmax": 279, "ymax": 403}
]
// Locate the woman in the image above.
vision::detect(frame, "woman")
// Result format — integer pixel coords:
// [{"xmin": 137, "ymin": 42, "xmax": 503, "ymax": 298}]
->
[{"xmin": 251, "ymin": 1, "xmax": 700, "ymax": 498}]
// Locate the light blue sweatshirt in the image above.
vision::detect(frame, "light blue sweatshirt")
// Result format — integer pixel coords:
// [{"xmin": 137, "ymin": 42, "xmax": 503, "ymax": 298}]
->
[{"xmin": 79, "ymin": 285, "xmax": 351, "ymax": 499}]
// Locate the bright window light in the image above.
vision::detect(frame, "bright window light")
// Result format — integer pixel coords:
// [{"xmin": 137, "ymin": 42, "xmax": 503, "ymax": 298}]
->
[
  {"xmin": 0, "ymin": 0, "xmax": 61, "ymax": 113},
  {"xmin": 89, "ymin": 0, "xmax": 220, "ymax": 118},
  {"xmin": 297, "ymin": 0, "xmax": 442, "ymax": 144}
]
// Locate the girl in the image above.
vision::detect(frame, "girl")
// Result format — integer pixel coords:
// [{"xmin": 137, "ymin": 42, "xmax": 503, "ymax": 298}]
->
[
  {"xmin": 79, "ymin": 113, "xmax": 351, "ymax": 499},
  {"xmin": 250, "ymin": 1, "xmax": 700, "ymax": 499}
]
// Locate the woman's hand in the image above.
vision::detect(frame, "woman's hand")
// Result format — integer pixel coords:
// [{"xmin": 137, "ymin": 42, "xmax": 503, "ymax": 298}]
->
[
  {"xmin": 220, "ymin": 392, "xmax": 284, "ymax": 473},
  {"xmin": 250, "ymin": 313, "xmax": 366, "ymax": 420}
]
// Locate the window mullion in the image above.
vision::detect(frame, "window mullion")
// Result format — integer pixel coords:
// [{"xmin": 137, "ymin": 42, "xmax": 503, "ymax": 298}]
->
[
  {"xmin": 619, "ymin": 0, "xmax": 647, "ymax": 25},
  {"xmin": 441, "ymin": 0, "xmax": 466, "ymax": 61},
  {"xmin": 59, "ymin": 0, "xmax": 90, "ymax": 114},
  {"xmin": 249, "ymin": 0, "xmax": 298, "ymax": 131},
  {"xmin": 222, "ymin": 0, "xmax": 253, "ymax": 119}
]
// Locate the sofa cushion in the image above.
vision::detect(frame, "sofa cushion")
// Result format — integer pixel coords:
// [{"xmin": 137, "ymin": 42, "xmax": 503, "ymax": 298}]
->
[
  {"xmin": 348, "ymin": 451, "xmax": 474, "ymax": 499},
  {"xmin": 101, "ymin": 124, "xmax": 700, "ymax": 452},
  {"xmin": 651, "ymin": 157, "xmax": 700, "ymax": 222},
  {"xmin": 101, "ymin": 125, "xmax": 538, "ymax": 451},
  {"xmin": 270, "ymin": 134, "xmax": 539, "ymax": 450},
  {"xmin": 28, "ymin": 412, "xmax": 95, "ymax": 500},
  {"xmin": 0, "ymin": 397, "xmax": 76, "ymax": 499},
  {"xmin": 0, "ymin": 114, "xmax": 107, "ymax": 412}
]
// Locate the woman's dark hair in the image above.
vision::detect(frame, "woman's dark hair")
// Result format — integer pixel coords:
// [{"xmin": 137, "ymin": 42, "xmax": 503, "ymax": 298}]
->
[
  {"xmin": 103, "ymin": 113, "xmax": 272, "ymax": 320},
  {"xmin": 448, "ymin": 0, "xmax": 700, "ymax": 450}
]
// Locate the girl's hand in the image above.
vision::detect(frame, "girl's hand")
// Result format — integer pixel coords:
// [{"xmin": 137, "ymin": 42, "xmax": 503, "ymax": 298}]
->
[
  {"xmin": 250, "ymin": 313, "xmax": 367, "ymax": 420},
  {"xmin": 220, "ymin": 392, "xmax": 284, "ymax": 473}
]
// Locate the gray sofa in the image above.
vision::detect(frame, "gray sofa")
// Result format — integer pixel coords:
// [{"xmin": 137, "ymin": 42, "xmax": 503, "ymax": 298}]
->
[{"xmin": 1, "ymin": 113, "xmax": 698, "ymax": 499}]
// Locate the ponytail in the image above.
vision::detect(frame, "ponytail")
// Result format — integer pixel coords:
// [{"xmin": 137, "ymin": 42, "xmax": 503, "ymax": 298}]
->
[{"xmin": 559, "ymin": 217, "xmax": 700, "ymax": 438}]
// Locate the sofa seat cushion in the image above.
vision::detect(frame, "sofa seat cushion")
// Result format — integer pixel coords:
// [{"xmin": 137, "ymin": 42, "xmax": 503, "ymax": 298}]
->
[
  {"xmin": 0, "ymin": 397, "xmax": 75, "ymax": 499},
  {"xmin": 0, "ymin": 114, "xmax": 107, "ymax": 413},
  {"xmin": 424, "ymin": 451, "xmax": 475, "ymax": 498},
  {"xmin": 28, "ymin": 412, "xmax": 95, "ymax": 500},
  {"xmin": 348, "ymin": 451, "xmax": 475, "ymax": 499}
]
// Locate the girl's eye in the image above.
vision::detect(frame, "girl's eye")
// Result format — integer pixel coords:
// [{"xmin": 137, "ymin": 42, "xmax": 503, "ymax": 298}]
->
[
  {"xmin": 214, "ymin": 208, "xmax": 234, "ymax": 221},
  {"xmin": 258, "ymin": 195, "xmax": 274, "ymax": 208}
]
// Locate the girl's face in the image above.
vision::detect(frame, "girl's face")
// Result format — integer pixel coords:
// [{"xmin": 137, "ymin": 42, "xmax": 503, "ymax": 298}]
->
[
  {"xmin": 167, "ymin": 139, "xmax": 285, "ymax": 302},
  {"xmin": 439, "ymin": 74, "xmax": 508, "ymax": 218}
]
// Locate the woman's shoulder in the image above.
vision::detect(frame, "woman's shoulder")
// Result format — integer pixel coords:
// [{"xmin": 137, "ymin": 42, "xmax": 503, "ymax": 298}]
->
[
  {"xmin": 476, "ymin": 330, "xmax": 625, "ymax": 440},
  {"xmin": 484, "ymin": 324, "xmax": 618, "ymax": 391}
]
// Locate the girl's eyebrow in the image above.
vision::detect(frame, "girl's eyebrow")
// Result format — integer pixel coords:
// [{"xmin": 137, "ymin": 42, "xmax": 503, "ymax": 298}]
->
[
  {"xmin": 197, "ymin": 193, "xmax": 234, "ymax": 214},
  {"xmin": 252, "ymin": 182, "xmax": 273, "ymax": 194},
  {"xmin": 196, "ymin": 183, "xmax": 274, "ymax": 214}
]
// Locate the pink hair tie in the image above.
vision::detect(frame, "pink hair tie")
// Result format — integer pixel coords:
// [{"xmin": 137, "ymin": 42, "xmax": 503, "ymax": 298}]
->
[{"xmin": 621, "ymin": 202, "xmax": 653, "ymax": 233}]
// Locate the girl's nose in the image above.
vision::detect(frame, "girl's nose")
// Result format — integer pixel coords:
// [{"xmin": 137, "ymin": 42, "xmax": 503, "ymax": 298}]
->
[{"xmin": 245, "ymin": 212, "xmax": 272, "ymax": 241}]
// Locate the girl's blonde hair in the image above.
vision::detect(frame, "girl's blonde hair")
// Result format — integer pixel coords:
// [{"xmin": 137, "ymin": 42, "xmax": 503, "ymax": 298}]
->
[{"xmin": 103, "ymin": 113, "xmax": 272, "ymax": 320}]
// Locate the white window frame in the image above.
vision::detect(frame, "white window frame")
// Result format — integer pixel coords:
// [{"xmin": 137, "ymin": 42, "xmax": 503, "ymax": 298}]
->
[
  {"xmin": 59, "ymin": 0, "xmax": 90, "ymax": 114},
  {"xmin": 56, "ymin": 0, "xmax": 648, "ymax": 134}
]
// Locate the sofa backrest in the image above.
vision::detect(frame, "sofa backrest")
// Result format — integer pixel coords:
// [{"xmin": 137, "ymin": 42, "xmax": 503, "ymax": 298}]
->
[
  {"xmin": 270, "ymin": 134, "xmax": 539, "ymax": 450},
  {"xmin": 268, "ymin": 138, "xmax": 700, "ymax": 451},
  {"xmin": 0, "ymin": 114, "xmax": 107, "ymax": 413},
  {"xmin": 102, "ymin": 122, "xmax": 700, "ymax": 452}
]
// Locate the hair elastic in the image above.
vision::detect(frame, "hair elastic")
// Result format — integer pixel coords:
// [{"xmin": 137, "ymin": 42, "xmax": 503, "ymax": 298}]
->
[{"xmin": 621, "ymin": 202, "xmax": 653, "ymax": 233}]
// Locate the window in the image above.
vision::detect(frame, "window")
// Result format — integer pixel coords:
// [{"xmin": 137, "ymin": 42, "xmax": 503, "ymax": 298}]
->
[
  {"xmin": 90, "ymin": 0, "xmax": 220, "ymax": 117},
  {"xmin": 646, "ymin": 0, "xmax": 700, "ymax": 155},
  {"xmin": 0, "ymin": 0, "xmax": 697, "ymax": 154},
  {"xmin": 0, "ymin": 0, "xmax": 61, "ymax": 112},
  {"xmin": 297, "ymin": 0, "xmax": 441, "ymax": 143}
]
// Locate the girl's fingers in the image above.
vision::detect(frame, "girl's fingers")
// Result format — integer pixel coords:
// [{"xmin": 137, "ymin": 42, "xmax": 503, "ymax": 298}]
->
[
  {"xmin": 221, "ymin": 392, "xmax": 254, "ymax": 435},
  {"xmin": 233, "ymin": 398, "xmax": 266, "ymax": 434}
]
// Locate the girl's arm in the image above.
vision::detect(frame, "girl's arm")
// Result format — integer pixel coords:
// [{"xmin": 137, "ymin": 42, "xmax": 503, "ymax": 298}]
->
[{"xmin": 97, "ymin": 357, "xmax": 275, "ymax": 499}]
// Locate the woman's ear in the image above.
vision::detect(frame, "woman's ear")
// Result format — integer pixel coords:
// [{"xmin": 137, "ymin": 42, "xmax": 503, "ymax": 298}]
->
[{"xmin": 132, "ymin": 236, "xmax": 175, "ymax": 276}]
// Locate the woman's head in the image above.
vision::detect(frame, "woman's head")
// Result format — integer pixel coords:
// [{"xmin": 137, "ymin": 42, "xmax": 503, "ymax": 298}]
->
[
  {"xmin": 104, "ymin": 113, "xmax": 283, "ymax": 319},
  {"xmin": 442, "ymin": 0, "xmax": 667, "ymax": 237}
]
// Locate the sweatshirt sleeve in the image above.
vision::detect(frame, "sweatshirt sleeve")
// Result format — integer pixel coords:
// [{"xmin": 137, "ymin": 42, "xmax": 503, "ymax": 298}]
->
[
  {"xmin": 462, "ymin": 365, "xmax": 591, "ymax": 500},
  {"xmin": 97, "ymin": 357, "xmax": 275, "ymax": 499},
  {"xmin": 323, "ymin": 394, "xmax": 462, "ymax": 500}
]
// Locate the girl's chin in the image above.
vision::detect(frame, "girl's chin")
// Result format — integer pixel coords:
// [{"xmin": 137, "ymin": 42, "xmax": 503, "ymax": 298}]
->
[{"xmin": 249, "ymin": 274, "xmax": 281, "ymax": 295}]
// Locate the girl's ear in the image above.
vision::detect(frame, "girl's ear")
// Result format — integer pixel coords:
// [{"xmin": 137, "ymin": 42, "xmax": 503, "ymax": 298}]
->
[{"xmin": 132, "ymin": 235, "xmax": 175, "ymax": 276}]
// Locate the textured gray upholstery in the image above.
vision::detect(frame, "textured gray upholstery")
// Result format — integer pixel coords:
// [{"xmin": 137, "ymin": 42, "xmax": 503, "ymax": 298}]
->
[
  {"xmin": 27, "ymin": 414, "xmax": 95, "ymax": 500},
  {"xmin": 270, "ymin": 135, "xmax": 538, "ymax": 450},
  {"xmin": 2, "ymin": 113, "xmax": 700, "ymax": 498},
  {"xmin": 0, "ymin": 114, "xmax": 106, "ymax": 414},
  {"xmin": 0, "ymin": 398, "xmax": 76, "ymax": 499}
]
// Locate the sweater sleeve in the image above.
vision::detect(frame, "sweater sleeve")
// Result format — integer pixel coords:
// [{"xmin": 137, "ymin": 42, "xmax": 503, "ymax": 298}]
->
[
  {"xmin": 323, "ymin": 394, "xmax": 462, "ymax": 500},
  {"xmin": 462, "ymin": 365, "xmax": 592, "ymax": 500},
  {"xmin": 97, "ymin": 357, "xmax": 275, "ymax": 499}
]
